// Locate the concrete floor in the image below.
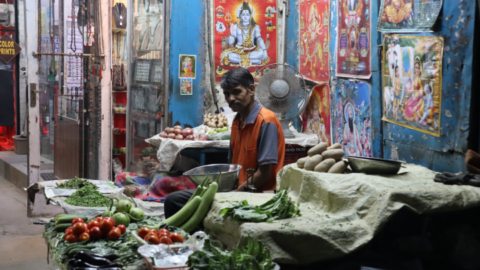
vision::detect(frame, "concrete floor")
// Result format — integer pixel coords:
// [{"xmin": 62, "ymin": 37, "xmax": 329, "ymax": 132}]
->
[{"xmin": 0, "ymin": 176, "xmax": 52, "ymax": 270}]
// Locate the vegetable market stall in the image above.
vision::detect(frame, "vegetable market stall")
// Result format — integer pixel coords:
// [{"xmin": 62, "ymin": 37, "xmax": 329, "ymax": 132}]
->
[{"xmin": 203, "ymin": 164, "xmax": 480, "ymax": 265}]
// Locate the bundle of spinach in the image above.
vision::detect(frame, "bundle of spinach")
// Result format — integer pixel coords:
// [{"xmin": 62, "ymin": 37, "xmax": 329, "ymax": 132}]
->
[
  {"xmin": 187, "ymin": 237, "xmax": 276, "ymax": 270},
  {"xmin": 219, "ymin": 190, "xmax": 301, "ymax": 223},
  {"xmin": 56, "ymin": 176, "xmax": 97, "ymax": 189},
  {"xmin": 64, "ymin": 185, "xmax": 111, "ymax": 207}
]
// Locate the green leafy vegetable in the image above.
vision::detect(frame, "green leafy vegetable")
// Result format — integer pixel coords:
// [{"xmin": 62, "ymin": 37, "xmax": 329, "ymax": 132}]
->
[
  {"xmin": 65, "ymin": 185, "xmax": 111, "ymax": 207},
  {"xmin": 56, "ymin": 176, "xmax": 97, "ymax": 189},
  {"xmin": 219, "ymin": 190, "xmax": 301, "ymax": 223},
  {"xmin": 187, "ymin": 237, "xmax": 276, "ymax": 270}
]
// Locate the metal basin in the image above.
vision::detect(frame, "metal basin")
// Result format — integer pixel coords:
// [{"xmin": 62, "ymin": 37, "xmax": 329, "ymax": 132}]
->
[
  {"xmin": 183, "ymin": 164, "xmax": 242, "ymax": 192},
  {"xmin": 347, "ymin": 157, "xmax": 403, "ymax": 175}
]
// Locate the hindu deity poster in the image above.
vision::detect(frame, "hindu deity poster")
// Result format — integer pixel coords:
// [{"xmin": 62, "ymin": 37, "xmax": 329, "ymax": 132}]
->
[
  {"xmin": 299, "ymin": 0, "xmax": 330, "ymax": 83},
  {"xmin": 333, "ymin": 80, "xmax": 372, "ymax": 157},
  {"xmin": 213, "ymin": 0, "xmax": 278, "ymax": 83},
  {"xmin": 179, "ymin": 54, "xmax": 196, "ymax": 79},
  {"xmin": 180, "ymin": 79, "xmax": 193, "ymax": 95},
  {"xmin": 335, "ymin": 0, "xmax": 371, "ymax": 79},
  {"xmin": 377, "ymin": 0, "xmax": 442, "ymax": 32},
  {"xmin": 382, "ymin": 35, "xmax": 443, "ymax": 136},
  {"xmin": 302, "ymin": 84, "xmax": 332, "ymax": 145}
]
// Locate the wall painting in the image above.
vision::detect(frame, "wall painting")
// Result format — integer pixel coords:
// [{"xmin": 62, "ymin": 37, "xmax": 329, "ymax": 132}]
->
[
  {"xmin": 377, "ymin": 0, "xmax": 443, "ymax": 32},
  {"xmin": 302, "ymin": 84, "xmax": 331, "ymax": 145}
]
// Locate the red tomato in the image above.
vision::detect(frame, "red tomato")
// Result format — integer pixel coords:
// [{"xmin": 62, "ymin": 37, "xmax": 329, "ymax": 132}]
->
[
  {"xmin": 137, "ymin": 227, "xmax": 152, "ymax": 239},
  {"xmin": 100, "ymin": 219, "xmax": 114, "ymax": 234},
  {"xmin": 71, "ymin": 217, "xmax": 85, "ymax": 226},
  {"xmin": 95, "ymin": 217, "xmax": 103, "ymax": 223},
  {"xmin": 78, "ymin": 232, "xmax": 90, "ymax": 242},
  {"xmin": 103, "ymin": 217, "xmax": 116, "ymax": 227},
  {"xmin": 159, "ymin": 236, "xmax": 173, "ymax": 245},
  {"xmin": 107, "ymin": 227, "xmax": 122, "ymax": 241},
  {"xmin": 169, "ymin": 233, "xmax": 184, "ymax": 243},
  {"xmin": 145, "ymin": 233, "xmax": 160, "ymax": 245},
  {"xmin": 64, "ymin": 227, "xmax": 73, "ymax": 235},
  {"xmin": 64, "ymin": 232, "xmax": 73, "ymax": 240},
  {"xmin": 87, "ymin": 220, "xmax": 100, "ymax": 230},
  {"xmin": 72, "ymin": 222, "xmax": 87, "ymax": 236},
  {"xmin": 158, "ymin": 229, "xmax": 170, "ymax": 237},
  {"xmin": 89, "ymin": 227, "xmax": 102, "ymax": 240},
  {"xmin": 65, "ymin": 234, "xmax": 78, "ymax": 243},
  {"xmin": 117, "ymin": 224, "xmax": 126, "ymax": 234}
]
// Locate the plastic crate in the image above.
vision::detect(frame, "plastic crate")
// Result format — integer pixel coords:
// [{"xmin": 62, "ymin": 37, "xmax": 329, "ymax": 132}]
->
[{"xmin": 284, "ymin": 144, "xmax": 311, "ymax": 166}]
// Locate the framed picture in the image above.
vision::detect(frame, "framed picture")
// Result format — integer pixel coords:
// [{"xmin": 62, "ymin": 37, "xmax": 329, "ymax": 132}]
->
[
  {"xmin": 133, "ymin": 59, "xmax": 151, "ymax": 84},
  {"xmin": 180, "ymin": 79, "xmax": 193, "ymax": 95},
  {"xmin": 179, "ymin": 54, "xmax": 196, "ymax": 79}
]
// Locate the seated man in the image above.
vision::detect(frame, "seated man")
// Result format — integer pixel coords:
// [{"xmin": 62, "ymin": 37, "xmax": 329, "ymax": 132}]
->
[{"xmin": 164, "ymin": 68, "xmax": 285, "ymax": 218}]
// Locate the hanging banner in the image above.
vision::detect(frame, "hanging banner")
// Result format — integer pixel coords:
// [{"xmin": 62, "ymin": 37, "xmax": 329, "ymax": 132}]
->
[
  {"xmin": 377, "ymin": 0, "xmax": 442, "ymax": 32},
  {"xmin": 302, "ymin": 84, "xmax": 332, "ymax": 145},
  {"xmin": 213, "ymin": 0, "xmax": 278, "ymax": 83},
  {"xmin": 299, "ymin": 0, "xmax": 330, "ymax": 83},
  {"xmin": 382, "ymin": 35, "xmax": 443, "ymax": 137},
  {"xmin": 335, "ymin": 0, "xmax": 371, "ymax": 79},
  {"xmin": 333, "ymin": 79, "xmax": 372, "ymax": 157}
]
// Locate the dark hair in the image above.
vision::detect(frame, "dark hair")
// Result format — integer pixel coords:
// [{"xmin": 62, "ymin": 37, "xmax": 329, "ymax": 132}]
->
[
  {"xmin": 239, "ymin": 2, "xmax": 256, "ymax": 26},
  {"xmin": 221, "ymin": 68, "xmax": 254, "ymax": 91}
]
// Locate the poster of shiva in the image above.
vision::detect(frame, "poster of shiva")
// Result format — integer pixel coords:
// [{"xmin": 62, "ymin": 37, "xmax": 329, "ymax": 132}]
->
[
  {"xmin": 333, "ymin": 79, "xmax": 372, "ymax": 157},
  {"xmin": 382, "ymin": 35, "xmax": 443, "ymax": 136},
  {"xmin": 214, "ymin": 0, "xmax": 278, "ymax": 83},
  {"xmin": 299, "ymin": 0, "xmax": 329, "ymax": 83},
  {"xmin": 335, "ymin": 0, "xmax": 371, "ymax": 79},
  {"xmin": 302, "ymin": 84, "xmax": 332, "ymax": 145}
]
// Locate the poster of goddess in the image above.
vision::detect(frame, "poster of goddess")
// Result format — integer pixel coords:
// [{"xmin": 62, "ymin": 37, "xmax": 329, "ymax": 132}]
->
[
  {"xmin": 302, "ymin": 84, "xmax": 331, "ymax": 145},
  {"xmin": 377, "ymin": 0, "xmax": 443, "ymax": 32},
  {"xmin": 382, "ymin": 35, "xmax": 443, "ymax": 136},
  {"xmin": 299, "ymin": 0, "xmax": 329, "ymax": 83},
  {"xmin": 335, "ymin": 0, "xmax": 371, "ymax": 79},
  {"xmin": 333, "ymin": 80, "xmax": 372, "ymax": 157},
  {"xmin": 214, "ymin": 0, "xmax": 278, "ymax": 83}
]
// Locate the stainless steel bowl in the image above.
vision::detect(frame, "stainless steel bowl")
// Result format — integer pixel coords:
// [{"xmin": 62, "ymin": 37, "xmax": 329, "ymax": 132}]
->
[
  {"xmin": 347, "ymin": 157, "xmax": 403, "ymax": 175},
  {"xmin": 183, "ymin": 164, "xmax": 242, "ymax": 192}
]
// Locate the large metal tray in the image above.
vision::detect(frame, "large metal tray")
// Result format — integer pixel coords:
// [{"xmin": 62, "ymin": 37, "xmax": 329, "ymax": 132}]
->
[
  {"xmin": 347, "ymin": 157, "xmax": 403, "ymax": 175},
  {"xmin": 183, "ymin": 164, "xmax": 242, "ymax": 192}
]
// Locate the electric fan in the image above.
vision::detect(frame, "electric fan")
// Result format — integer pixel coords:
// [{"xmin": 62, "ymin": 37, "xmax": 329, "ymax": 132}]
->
[{"xmin": 256, "ymin": 63, "xmax": 308, "ymax": 139}]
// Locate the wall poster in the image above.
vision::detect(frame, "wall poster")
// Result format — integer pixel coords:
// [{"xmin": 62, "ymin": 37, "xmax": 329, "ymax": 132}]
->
[
  {"xmin": 299, "ymin": 0, "xmax": 330, "ymax": 83},
  {"xmin": 335, "ymin": 0, "xmax": 371, "ymax": 79},
  {"xmin": 377, "ymin": 0, "xmax": 442, "ymax": 32},
  {"xmin": 302, "ymin": 84, "xmax": 332, "ymax": 145},
  {"xmin": 213, "ymin": 0, "xmax": 278, "ymax": 83},
  {"xmin": 382, "ymin": 35, "xmax": 443, "ymax": 136},
  {"xmin": 180, "ymin": 79, "xmax": 193, "ymax": 95},
  {"xmin": 179, "ymin": 54, "xmax": 196, "ymax": 79},
  {"xmin": 333, "ymin": 79, "xmax": 372, "ymax": 157}
]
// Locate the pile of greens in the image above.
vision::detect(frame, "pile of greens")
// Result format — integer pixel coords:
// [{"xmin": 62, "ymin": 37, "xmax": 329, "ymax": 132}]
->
[
  {"xmin": 187, "ymin": 237, "xmax": 276, "ymax": 270},
  {"xmin": 219, "ymin": 190, "xmax": 301, "ymax": 223},
  {"xmin": 64, "ymin": 185, "xmax": 111, "ymax": 207},
  {"xmin": 44, "ymin": 220, "xmax": 141, "ymax": 267},
  {"xmin": 56, "ymin": 176, "xmax": 97, "ymax": 189}
]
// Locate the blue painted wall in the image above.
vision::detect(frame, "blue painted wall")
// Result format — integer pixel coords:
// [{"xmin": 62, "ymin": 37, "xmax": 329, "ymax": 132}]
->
[{"xmin": 168, "ymin": 0, "xmax": 206, "ymax": 128}]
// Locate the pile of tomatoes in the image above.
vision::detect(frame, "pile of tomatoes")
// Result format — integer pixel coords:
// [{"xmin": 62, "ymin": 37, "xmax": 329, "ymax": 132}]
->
[
  {"xmin": 137, "ymin": 227, "xmax": 184, "ymax": 245},
  {"xmin": 64, "ymin": 217, "xmax": 127, "ymax": 243}
]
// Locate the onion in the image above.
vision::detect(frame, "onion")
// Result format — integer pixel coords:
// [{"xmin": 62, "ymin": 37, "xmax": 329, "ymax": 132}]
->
[
  {"xmin": 185, "ymin": 135, "xmax": 194, "ymax": 140},
  {"xmin": 173, "ymin": 128, "xmax": 183, "ymax": 135},
  {"xmin": 174, "ymin": 125, "xmax": 183, "ymax": 131},
  {"xmin": 182, "ymin": 128, "xmax": 194, "ymax": 138},
  {"xmin": 168, "ymin": 133, "xmax": 176, "ymax": 139},
  {"xmin": 159, "ymin": 132, "xmax": 168, "ymax": 138},
  {"xmin": 175, "ymin": 134, "xmax": 184, "ymax": 140},
  {"xmin": 199, "ymin": 135, "xmax": 208, "ymax": 141},
  {"xmin": 165, "ymin": 127, "xmax": 174, "ymax": 134}
]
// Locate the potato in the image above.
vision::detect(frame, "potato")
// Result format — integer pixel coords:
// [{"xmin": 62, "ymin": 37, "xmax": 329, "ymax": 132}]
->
[
  {"xmin": 297, "ymin": 157, "xmax": 309, "ymax": 168},
  {"xmin": 304, "ymin": 155, "xmax": 323, "ymax": 171},
  {"xmin": 327, "ymin": 143, "xmax": 342, "ymax": 150},
  {"xmin": 321, "ymin": 149, "xmax": 345, "ymax": 161},
  {"xmin": 308, "ymin": 142, "xmax": 328, "ymax": 156},
  {"xmin": 314, "ymin": 158, "xmax": 336, "ymax": 172},
  {"xmin": 328, "ymin": 160, "xmax": 348, "ymax": 174}
]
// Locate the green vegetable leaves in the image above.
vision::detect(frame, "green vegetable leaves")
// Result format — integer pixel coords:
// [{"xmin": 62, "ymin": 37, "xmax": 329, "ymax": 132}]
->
[
  {"xmin": 219, "ymin": 190, "xmax": 301, "ymax": 223},
  {"xmin": 187, "ymin": 237, "xmax": 276, "ymax": 270},
  {"xmin": 56, "ymin": 176, "xmax": 97, "ymax": 189},
  {"xmin": 65, "ymin": 186, "xmax": 111, "ymax": 207}
]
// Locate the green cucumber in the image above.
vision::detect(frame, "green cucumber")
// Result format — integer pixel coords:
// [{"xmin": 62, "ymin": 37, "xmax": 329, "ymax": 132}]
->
[
  {"xmin": 54, "ymin": 223, "xmax": 72, "ymax": 232},
  {"xmin": 187, "ymin": 174, "xmax": 210, "ymax": 204},
  {"xmin": 54, "ymin": 214, "xmax": 87, "ymax": 224},
  {"xmin": 162, "ymin": 196, "xmax": 202, "ymax": 227},
  {"xmin": 180, "ymin": 182, "xmax": 218, "ymax": 233}
]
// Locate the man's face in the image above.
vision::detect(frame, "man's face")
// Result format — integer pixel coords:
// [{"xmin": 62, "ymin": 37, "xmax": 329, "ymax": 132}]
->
[{"xmin": 223, "ymin": 84, "xmax": 255, "ymax": 112}]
